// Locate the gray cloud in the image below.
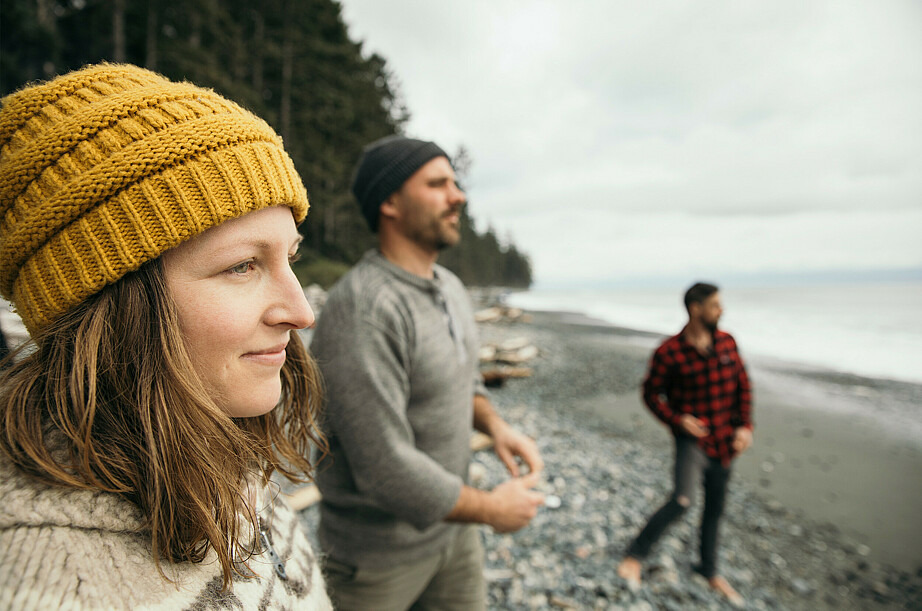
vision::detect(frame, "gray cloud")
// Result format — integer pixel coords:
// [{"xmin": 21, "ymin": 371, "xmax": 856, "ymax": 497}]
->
[{"xmin": 342, "ymin": 0, "xmax": 922, "ymax": 283}]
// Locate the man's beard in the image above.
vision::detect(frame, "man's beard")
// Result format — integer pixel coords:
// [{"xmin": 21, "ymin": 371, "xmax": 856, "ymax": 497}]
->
[
  {"xmin": 703, "ymin": 319, "xmax": 719, "ymax": 333},
  {"xmin": 435, "ymin": 229, "xmax": 460, "ymax": 251},
  {"xmin": 422, "ymin": 215, "xmax": 461, "ymax": 251}
]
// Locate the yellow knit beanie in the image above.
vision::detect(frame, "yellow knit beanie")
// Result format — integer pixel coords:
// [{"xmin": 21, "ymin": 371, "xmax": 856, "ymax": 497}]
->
[{"xmin": 0, "ymin": 64, "xmax": 309, "ymax": 335}]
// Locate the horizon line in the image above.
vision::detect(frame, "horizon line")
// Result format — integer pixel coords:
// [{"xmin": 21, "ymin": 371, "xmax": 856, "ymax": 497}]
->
[{"xmin": 534, "ymin": 266, "xmax": 922, "ymax": 290}]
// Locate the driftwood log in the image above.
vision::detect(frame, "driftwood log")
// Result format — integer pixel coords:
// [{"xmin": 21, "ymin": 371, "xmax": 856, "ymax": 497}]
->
[
  {"xmin": 474, "ymin": 306, "xmax": 531, "ymax": 324},
  {"xmin": 480, "ymin": 336, "xmax": 539, "ymax": 367},
  {"xmin": 482, "ymin": 366, "xmax": 533, "ymax": 388}
]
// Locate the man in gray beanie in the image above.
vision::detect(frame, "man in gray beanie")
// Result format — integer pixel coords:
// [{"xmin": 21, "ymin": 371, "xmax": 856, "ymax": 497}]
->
[{"xmin": 311, "ymin": 135, "xmax": 545, "ymax": 610}]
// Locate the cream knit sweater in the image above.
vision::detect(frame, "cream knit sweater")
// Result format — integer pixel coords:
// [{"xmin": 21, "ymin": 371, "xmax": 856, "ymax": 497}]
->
[{"xmin": 0, "ymin": 456, "xmax": 332, "ymax": 610}]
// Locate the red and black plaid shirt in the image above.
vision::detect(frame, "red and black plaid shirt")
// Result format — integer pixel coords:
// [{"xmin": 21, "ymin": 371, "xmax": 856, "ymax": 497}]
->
[{"xmin": 642, "ymin": 328, "xmax": 753, "ymax": 466}]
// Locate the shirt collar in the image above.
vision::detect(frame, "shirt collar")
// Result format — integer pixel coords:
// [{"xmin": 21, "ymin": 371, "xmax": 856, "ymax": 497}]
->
[
  {"xmin": 678, "ymin": 324, "xmax": 721, "ymax": 354},
  {"xmin": 364, "ymin": 249, "xmax": 444, "ymax": 293}
]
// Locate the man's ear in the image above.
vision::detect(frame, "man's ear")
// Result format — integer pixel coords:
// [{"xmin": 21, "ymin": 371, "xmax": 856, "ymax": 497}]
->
[{"xmin": 380, "ymin": 193, "xmax": 400, "ymax": 222}]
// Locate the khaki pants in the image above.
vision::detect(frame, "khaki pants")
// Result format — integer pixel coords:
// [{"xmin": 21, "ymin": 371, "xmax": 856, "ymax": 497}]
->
[{"xmin": 323, "ymin": 525, "xmax": 487, "ymax": 611}]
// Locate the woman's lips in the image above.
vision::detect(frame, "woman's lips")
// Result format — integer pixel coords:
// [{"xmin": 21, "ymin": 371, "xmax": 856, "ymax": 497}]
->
[{"xmin": 242, "ymin": 343, "xmax": 288, "ymax": 366}]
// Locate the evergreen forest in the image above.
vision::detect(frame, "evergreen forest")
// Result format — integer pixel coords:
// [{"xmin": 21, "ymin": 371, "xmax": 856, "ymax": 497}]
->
[{"xmin": 1, "ymin": 0, "xmax": 533, "ymax": 288}]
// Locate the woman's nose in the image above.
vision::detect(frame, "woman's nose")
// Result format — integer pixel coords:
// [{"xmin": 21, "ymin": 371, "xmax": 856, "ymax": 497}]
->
[{"xmin": 267, "ymin": 266, "xmax": 315, "ymax": 329}]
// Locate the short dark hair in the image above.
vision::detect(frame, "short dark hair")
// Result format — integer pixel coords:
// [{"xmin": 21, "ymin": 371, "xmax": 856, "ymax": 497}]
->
[{"xmin": 684, "ymin": 282, "xmax": 719, "ymax": 312}]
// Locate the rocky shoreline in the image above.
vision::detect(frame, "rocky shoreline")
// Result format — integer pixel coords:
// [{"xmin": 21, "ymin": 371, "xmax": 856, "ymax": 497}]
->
[
  {"xmin": 471, "ymin": 310, "xmax": 922, "ymax": 610},
  {"xmin": 299, "ymin": 307, "xmax": 922, "ymax": 610},
  {"xmin": 6, "ymin": 289, "xmax": 921, "ymax": 609}
]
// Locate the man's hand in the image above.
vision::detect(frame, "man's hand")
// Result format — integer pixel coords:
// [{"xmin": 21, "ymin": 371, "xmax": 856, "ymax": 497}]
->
[
  {"xmin": 677, "ymin": 414, "xmax": 708, "ymax": 438},
  {"xmin": 732, "ymin": 427, "xmax": 753, "ymax": 454},
  {"xmin": 492, "ymin": 423, "xmax": 544, "ymax": 477},
  {"xmin": 473, "ymin": 395, "xmax": 544, "ymax": 477},
  {"xmin": 486, "ymin": 472, "xmax": 545, "ymax": 533}
]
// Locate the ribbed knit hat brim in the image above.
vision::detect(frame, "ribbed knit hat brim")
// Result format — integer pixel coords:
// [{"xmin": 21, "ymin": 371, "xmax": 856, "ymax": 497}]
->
[
  {"xmin": 0, "ymin": 64, "xmax": 309, "ymax": 334},
  {"xmin": 351, "ymin": 135, "xmax": 447, "ymax": 231}
]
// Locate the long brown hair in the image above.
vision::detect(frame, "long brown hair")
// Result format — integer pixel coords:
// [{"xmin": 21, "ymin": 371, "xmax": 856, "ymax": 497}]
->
[{"xmin": 0, "ymin": 257, "xmax": 327, "ymax": 588}]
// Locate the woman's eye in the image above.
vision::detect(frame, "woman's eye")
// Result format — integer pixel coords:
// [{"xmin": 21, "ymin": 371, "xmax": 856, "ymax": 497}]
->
[
  {"xmin": 229, "ymin": 261, "xmax": 254, "ymax": 275},
  {"xmin": 289, "ymin": 252, "xmax": 302, "ymax": 266}
]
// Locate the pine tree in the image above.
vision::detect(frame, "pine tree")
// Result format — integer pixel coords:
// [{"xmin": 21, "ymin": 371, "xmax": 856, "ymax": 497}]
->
[{"xmin": 1, "ymin": 0, "xmax": 531, "ymax": 288}]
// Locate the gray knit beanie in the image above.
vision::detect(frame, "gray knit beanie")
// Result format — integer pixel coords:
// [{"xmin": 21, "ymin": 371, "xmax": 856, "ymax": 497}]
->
[{"xmin": 351, "ymin": 135, "xmax": 448, "ymax": 231}]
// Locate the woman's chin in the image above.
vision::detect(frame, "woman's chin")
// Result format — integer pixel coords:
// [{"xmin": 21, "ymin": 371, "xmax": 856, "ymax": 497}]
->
[{"xmin": 223, "ymin": 384, "xmax": 282, "ymax": 418}]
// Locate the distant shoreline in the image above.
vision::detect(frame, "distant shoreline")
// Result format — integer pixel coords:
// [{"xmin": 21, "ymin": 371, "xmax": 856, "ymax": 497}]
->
[
  {"xmin": 520, "ymin": 305, "xmax": 922, "ymax": 445},
  {"xmin": 481, "ymin": 308, "xmax": 922, "ymax": 574},
  {"xmin": 515, "ymin": 300, "xmax": 922, "ymax": 386},
  {"xmin": 524, "ymin": 268, "xmax": 922, "ymax": 292},
  {"xmin": 503, "ymin": 280, "xmax": 922, "ymax": 386}
]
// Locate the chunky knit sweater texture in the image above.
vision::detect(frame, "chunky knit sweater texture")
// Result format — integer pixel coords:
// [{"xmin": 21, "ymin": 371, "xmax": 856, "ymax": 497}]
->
[{"xmin": 0, "ymin": 455, "xmax": 331, "ymax": 610}]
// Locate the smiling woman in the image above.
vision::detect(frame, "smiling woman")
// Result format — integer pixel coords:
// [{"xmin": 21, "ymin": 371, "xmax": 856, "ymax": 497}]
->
[
  {"xmin": 161, "ymin": 206, "xmax": 314, "ymax": 418},
  {"xmin": 0, "ymin": 65, "xmax": 332, "ymax": 609}
]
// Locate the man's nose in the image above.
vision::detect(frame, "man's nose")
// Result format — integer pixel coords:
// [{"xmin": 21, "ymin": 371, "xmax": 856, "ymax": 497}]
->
[{"xmin": 450, "ymin": 183, "xmax": 466, "ymax": 205}]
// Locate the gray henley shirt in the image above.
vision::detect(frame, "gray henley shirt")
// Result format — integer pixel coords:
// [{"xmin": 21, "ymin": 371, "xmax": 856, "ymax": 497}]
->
[{"xmin": 310, "ymin": 250, "xmax": 487, "ymax": 569}]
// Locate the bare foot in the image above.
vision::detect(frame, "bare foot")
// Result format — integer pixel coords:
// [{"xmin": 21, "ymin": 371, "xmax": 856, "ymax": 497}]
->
[
  {"xmin": 616, "ymin": 556, "xmax": 642, "ymax": 591},
  {"xmin": 708, "ymin": 575, "xmax": 744, "ymax": 608}
]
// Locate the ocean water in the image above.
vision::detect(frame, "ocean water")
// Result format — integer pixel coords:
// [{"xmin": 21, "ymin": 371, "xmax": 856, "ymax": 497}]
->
[{"xmin": 508, "ymin": 281, "xmax": 922, "ymax": 384}]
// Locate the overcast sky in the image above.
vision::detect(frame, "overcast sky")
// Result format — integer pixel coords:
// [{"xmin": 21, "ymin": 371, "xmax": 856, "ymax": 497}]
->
[{"xmin": 340, "ymin": 1, "xmax": 922, "ymax": 287}]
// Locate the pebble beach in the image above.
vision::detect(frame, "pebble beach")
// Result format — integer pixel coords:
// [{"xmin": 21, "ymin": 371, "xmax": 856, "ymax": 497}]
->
[
  {"xmin": 300, "ymin": 306, "xmax": 922, "ymax": 610},
  {"xmin": 470, "ymin": 309, "xmax": 922, "ymax": 610},
  {"xmin": 8, "ymin": 296, "xmax": 920, "ymax": 608}
]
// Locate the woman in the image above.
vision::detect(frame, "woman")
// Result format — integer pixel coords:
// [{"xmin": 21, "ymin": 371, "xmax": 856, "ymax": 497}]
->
[{"xmin": 0, "ymin": 64, "xmax": 332, "ymax": 609}]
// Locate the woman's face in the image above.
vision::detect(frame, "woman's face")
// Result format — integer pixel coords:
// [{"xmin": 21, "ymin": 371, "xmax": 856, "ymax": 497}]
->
[{"xmin": 161, "ymin": 206, "xmax": 314, "ymax": 418}]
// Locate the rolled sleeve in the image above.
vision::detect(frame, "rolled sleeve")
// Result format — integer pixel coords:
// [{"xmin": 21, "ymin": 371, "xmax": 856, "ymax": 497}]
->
[
  {"xmin": 472, "ymin": 371, "xmax": 488, "ymax": 399},
  {"xmin": 733, "ymin": 345, "xmax": 753, "ymax": 430},
  {"xmin": 642, "ymin": 348, "xmax": 678, "ymax": 426}
]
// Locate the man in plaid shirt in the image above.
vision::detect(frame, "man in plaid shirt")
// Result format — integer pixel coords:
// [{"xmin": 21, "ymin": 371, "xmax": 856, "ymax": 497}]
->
[{"xmin": 617, "ymin": 282, "xmax": 753, "ymax": 607}]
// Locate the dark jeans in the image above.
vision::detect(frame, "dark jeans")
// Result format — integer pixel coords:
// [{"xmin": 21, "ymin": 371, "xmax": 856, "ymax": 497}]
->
[{"xmin": 626, "ymin": 434, "xmax": 732, "ymax": 578}]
